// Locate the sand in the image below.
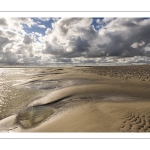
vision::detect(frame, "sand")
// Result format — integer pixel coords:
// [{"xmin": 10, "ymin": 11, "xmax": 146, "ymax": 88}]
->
[
  {"xmin": 21, "ymin": 101, "xmax": 150, "ymax": 132},
  {"xmin": 1, "ymin": 65, "xmax": 150, "ymax": 132}
]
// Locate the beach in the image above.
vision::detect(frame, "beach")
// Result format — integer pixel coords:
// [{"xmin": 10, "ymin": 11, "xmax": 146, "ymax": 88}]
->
[{"xmin": 0, "ymin": 65, "xmax": 150, "ymax": 132}]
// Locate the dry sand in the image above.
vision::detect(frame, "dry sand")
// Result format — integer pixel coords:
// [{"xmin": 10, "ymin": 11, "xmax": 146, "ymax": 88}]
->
[
  {"xmin": 1, "ymin": 65, "xmax": 150, "ymax": 132},
  {"xmin": 22, "ymin": 101, "xmax": 150, "ymax": 132}
]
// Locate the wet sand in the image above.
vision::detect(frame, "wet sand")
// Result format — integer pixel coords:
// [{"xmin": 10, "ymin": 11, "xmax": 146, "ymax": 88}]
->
[{"xmin": 1, "ymin": 65, "xmax": 150, "ymax": 132}]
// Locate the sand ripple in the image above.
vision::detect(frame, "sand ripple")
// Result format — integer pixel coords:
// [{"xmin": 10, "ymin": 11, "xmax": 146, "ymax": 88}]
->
[{"xmin": 120, "ymin": 113, "xmax": 150, "ymax": 132}]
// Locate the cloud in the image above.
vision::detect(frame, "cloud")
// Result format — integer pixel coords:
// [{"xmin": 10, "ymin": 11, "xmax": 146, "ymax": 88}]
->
[
  {"xmin": 43, "ymin": 18, "xmax": 94, "ymax": 57},
  {"xmin": 0, "ymin": 18, "xmax": 43, "ymax": 65},
  {"xmin": 45, "ymin": 28, "xmax": 52, "ymax": 34},
  {"xmin": 52, "ymin": 18, "xmax": 60, "ymax": 22},
  {"xmin": 37, "ymin": 18, "xmax": 51, "ymax": 22},
  {"xmin": 23, "ymin": 34, "xmax": 32, "ymax": 44},
  {"xmin": 12, "ymin": 18, "xmax": 36, "ymax": 28},
  {"xmin": 55, "ymin": 57, "xmax": 72, "ymax": 63},
  {"xmin": 42, "ymin": 18, "xmax": 150, "ymax": 60},
  {"xmin": 0, "ymin": 36, "xmax": 11, "ymax": 51},
  {"xmin": 1, "ymin": 17, "xmax": 150, "ymax": 66},
  {"xmin": 37, "ymin": 25, "xmax": 46, "ymax": 28},
  {"xmin": 0, "ymin": 18, "xmax": 7, "ymax": 26},
  {"xmin": 96, "ymin": 19, "xmax": 101, "ymax": 24},
  {"xmin": 6, "ymin": 30, "xmax": 17, "ymax": 38},
  {"xmin": 98, "ymin": 18, "xmax": 150, "ymax": 57},
  {"xmin": 131, "ymin": 41, "xmax": 145, "ymax": 48}
]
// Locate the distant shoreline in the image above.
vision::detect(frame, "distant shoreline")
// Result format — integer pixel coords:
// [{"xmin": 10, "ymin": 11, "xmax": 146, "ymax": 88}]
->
[{"xmin": 0, "ymin": 63, "xmax": 150, "ymax": 68}]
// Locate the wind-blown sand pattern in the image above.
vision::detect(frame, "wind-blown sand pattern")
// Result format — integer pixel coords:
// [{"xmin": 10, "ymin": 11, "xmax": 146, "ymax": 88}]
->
[
  {"xmin": 120, "ymin": 112, "xmax": 150, "ymax": 132},
  {"xmin": 0, "ymin": 65, "xmax": 150, "ymax": 132}
]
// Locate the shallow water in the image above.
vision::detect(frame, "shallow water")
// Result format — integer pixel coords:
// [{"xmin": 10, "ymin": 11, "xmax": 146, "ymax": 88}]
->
[
  {"xmin": 0, "ymin": 68, "xmax": 102, "ymax": 131},
  {"xmin": 0, "ymin": 68, "xmax": 48, "ymax": 126},
  {"xmin": 0, "ymin": 68, "xmax": 75, "ymax": 130}
]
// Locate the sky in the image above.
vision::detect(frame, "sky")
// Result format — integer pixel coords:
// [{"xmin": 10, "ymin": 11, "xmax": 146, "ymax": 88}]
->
[{"xmin": 0, "ymin": 17, "xmax": 150, "ymax": 66}]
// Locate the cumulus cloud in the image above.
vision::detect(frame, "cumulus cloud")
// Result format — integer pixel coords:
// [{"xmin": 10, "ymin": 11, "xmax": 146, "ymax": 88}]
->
[
  {"xmin": 0, "ymin": 18, "xmax": 41, "ymax": 65},
  {"xmin": 1, "ymin": 17, "xmax": 150, "ymax": 66},
  {"xmin": 45, "ymin": 28, "xmax": 52, "ymax": 34},
  {"xmin": 0, "ymin": 18, "xmax": 7, "ymax": 26},
  {"xmin": 42, "ymin": 18, "xmax": 150, "ymax": 60},
  {"xmin": 0, "ymin": 36, "xmax": 11, "ymax": 51},
  {"xmin": 12, "ymin": 18, "xmax": 36, "ymax": 28},
  {"xmin": 43, "ymin": 18, "xmax": 95, "ymax": 57},
  {"xmin": 23, "ymin": 34, "xmax": 32, "ymax": 44},
  {"xmin": 37, "ymin": 17, "xmax": 51, "ymax": 22},
  {"xmin": 37, "ymin": 25, "xmax": 46, "ymax": 28},
  {"xmin": 131, "ymin": 41, "xmax": 145, "ymax": 48}
]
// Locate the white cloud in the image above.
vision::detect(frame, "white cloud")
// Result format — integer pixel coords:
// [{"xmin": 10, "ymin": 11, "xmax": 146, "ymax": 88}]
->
[
  {"xmin": 40, "ymin": 17, "xmax": 150, "ymax": 65},
  {"xmin": 1, "ymin": 17, "xmax": 150, "ymax": 66},
  {"xmin": 0, "ymin": 36, "xmax": 11, "ymax": 51},
  {"xmin": 131, "ymin": 41, "xmax": 145, "ymax": 48},
  {"xmin": 52, "ymin": 18, "xmax": 60, "ymax": 22},
  {"xmin": 3, "ymin": 18, "xmax": 36, "ymax": 31},
  {"xmin": 43, "ymin": 18, "xmax": 95, "ymax": 57},
  {"xmin": 0, "ymin": 18, "xmax": 41, "ymax": 65},
  {"xmin": 96, "ymin": 19, "xmax": 101, "ymax": 24},
  {"xmin": 23, "ymin": 34, "xmax": 33, "ymax": 44},
  {"xmin": 37, "ymin": 17, "xmax": 51, "ymax": 22},
  {"xmin": 45, "ymin": 28, "xmax": 52, "ymax": 34},
  {"xmin": 0, "ymin": 18, "xmax": 7, "ymax": 26},
  {"xmin": 37, "ymin": 25, "xmax": 46, "ymax": 28}
]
